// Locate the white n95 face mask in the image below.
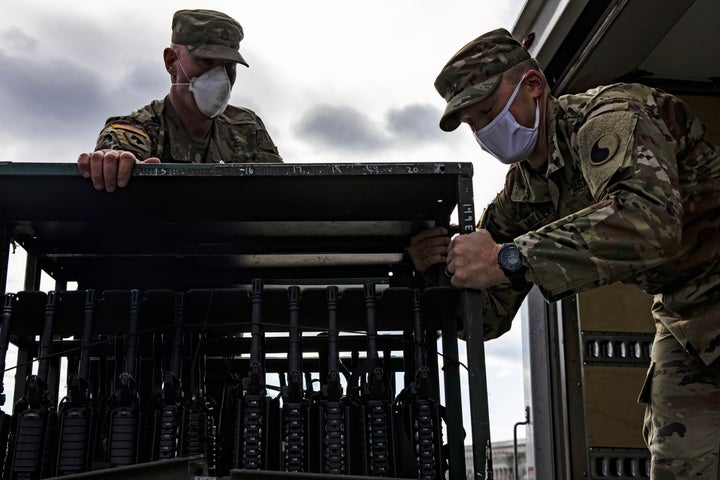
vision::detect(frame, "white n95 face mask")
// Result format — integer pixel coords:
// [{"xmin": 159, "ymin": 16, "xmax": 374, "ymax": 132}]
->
[
  {"xmin": 173, "ymin": 57, "xmax": 232, "ymax": 119},
  {"xmin": 474, "ymin": 73, "xmax": 539, "ymax": 165}
]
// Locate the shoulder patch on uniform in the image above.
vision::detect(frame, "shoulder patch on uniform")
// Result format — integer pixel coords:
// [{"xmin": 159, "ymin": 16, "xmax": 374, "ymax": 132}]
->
[
  {"xmin": 577, "ymin": 111, "xmax": 637, "ymax": 198},
  {"xmin": 98, "ymin": 123, "xmax": 152, "ymax": 157},
  {"xmin": 590, "ymin": 133, "xmax": 619, "ymax": 165},
  {"xmin": 110, "ymin": 123, "xmax": 149, "ymax": 139}
]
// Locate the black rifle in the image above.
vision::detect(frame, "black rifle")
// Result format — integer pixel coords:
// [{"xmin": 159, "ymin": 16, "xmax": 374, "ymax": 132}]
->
[
  {"xmin": 394, "ymin": 289, "xmax": 445, "ymax": 479},
  {"xmin": 358, "ymin": 282, "xmax": 395, "ymax": 476},
  {"xmin": 180, "ymin": 320, "xmax": 217, "ymax": 473},
  {"xmin": 106, "ymin": 289, "xmax": 142, "ymax": 466},
  {"xmin": 6, "ymin": 291, "xmax": 58, "ymax": 479},
  {"xmin": 281, "ymin": 285, "xmax": 306, "ymax": 472},
  {"xmin": 56, "ymin": 289, "xmax": 97, "ymax": 475},
  {"xmin": 152, "ymin": 291, "xmax": 185, "ymax": 460},
  {"xmin": 233, "ymin": 279, "xmax": 273, "ymax": 470},
  {"xmin": 321, "ymin": 286, "xmax": 345, "ymax": 475},
  {"xmin": 0, "ymin": 293, "xmax": 16, "ymax": 475}
]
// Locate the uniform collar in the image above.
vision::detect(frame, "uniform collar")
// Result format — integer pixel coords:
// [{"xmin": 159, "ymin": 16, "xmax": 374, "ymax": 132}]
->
[{"xmin": 508, "ymin": 96, "xmax": 562, "ymax": 204}]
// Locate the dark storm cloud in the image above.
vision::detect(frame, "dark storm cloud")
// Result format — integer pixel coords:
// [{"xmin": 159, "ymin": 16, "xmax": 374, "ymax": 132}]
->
[
  {"xmin": 294, "ymin": 103, "xmax": 446, "ymax": 153},
  {"xmin": 0, "ymin": 51, "xmax": 111, "ymax": 132},
  {"xmin": 386, "ymin": 104, "xmax": 444, "ymax": 141},
  {"xmin": 294, "ymin": 105, "xmax": 389, "ymax": 151},
  {"xmin": 0, "ymin": 25, "xmax": 167, "ymax": 156}
]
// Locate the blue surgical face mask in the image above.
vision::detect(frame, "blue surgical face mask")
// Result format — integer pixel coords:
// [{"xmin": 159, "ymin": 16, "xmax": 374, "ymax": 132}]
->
[
  {"xmin": 172, "ymin": 54, "xmax": 232, "ymax": 118},
  {"xmin": 473, "ymin": 73, "xmax": 539, "ymax": 165}
]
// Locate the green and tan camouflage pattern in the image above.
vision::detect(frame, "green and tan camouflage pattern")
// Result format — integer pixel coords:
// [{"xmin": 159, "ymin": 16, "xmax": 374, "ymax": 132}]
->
[
  {"xmin": 95, "ymin": 96, "xmax": 282, "ymax": 164},
  {"xmin": 434, "ymin": 28, "xmax": 529, "ymax": 132},
  {"xmin": 479, "ymin": 83, "xmax": 720, "ymax": 367},
  {"xmin": 172, "ymin": 9, "xmax": 248, "ymax": 66},
  {"xmin": 640, "ymin": 325, "xmax": 720, "ymax": 478}
]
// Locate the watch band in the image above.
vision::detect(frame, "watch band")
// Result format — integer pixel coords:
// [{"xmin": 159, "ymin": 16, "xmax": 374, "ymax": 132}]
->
[{"xmin": 505, "ymin": 269, "xmax": 528, "ymax": 292}]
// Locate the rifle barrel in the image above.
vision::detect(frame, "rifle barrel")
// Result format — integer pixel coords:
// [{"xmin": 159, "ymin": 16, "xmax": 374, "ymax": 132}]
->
[
  {"xmin": 78, "ymin": 289, "xmax": 96, "ymax": 382},
  {"xmin": 363, "ymin": 283, "xmax": 377, "ymax": 360}
]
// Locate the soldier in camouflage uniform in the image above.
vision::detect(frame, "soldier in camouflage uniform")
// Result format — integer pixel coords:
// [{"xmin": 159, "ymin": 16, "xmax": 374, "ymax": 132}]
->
[
  {"xmin": 77, "ymin": 9, "xmax": 282, "ymax": 192},
  {"xmin": 409, "ymin": 28, "xmax": 720, "ymax": 478}
]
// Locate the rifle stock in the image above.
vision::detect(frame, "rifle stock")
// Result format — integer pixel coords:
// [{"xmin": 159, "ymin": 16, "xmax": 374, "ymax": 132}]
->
[
  {"xmin": 56, "ymin": 289, "xmax": 97, "ymax": 475},
  {"xmin": 360, "ymin": 282, "xmax": 395, "ymax": 476},
  {"xmin": 393, "ymin": 288, "xmax": 445, "ymax": 479},
  {"xmin": 281, "ymin": 286, "xmax": 306, "ymax": 472},
  {"xmin": 152, "ymin": 291, "xmax": 185, "ymax": 460},
  {"xmin": 321, "ymin": 286, "xmax": 345, "ymax": 475},
  {"xmin": 232, "ymin": 279, "xmax": 270, "ymax": 470},
  {"xmin": 5, "ymin": 291, "xmax": 58, "ymax": 479},
  {"xmin": 106, "ymin": 289, "xmax": 142, "ymax": 466},
  {"xmin": 180, "ymin": 314, "xmax": 217, "ymax": 473}
]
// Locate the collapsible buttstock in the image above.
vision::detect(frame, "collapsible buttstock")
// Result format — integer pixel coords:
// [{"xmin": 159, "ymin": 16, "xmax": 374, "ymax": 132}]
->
[
  {"xmin": 153, "ymin": 402, "xmax": 183, "ymax": 460},
  {"xmin": 56, "ymin": 404, "xmax": 94, "ymax": 475},
  {"xmin": 359, "ymin": 282, "xmax": 396, "ymax": 476},
  {"xmin": 230, "ymin": 393, "xmax": 280, "ymax": 471},
  {"xmin": 108, "ymin": 403, "xmax": 140, "ymax": 466},
  {"xmin": 393, "ymin": 288, "xmax": 446, "ymax": 479},
  {"xmin": 8, "ymin": 407, "xmax": 56, "ymax": 479},
  {"xmin": 181, "ymin": 402, "xmax": 217, "ymax": 470},
  {"xmin": 56, "ymin": 289, "xmax": 97, "ymax": 476},
  {"xmin": 281, "ymin": 401, "xmax": 305, "ymax": 472},
  {"xmin": 106, "ymin": 289, "xmax": 142, "ymax": 467}
]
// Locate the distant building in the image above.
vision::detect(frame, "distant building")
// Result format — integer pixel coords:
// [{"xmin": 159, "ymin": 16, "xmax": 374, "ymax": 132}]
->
[{"xmin": 465, "ymin": 439, "xmax": 527, "ymax": 480}]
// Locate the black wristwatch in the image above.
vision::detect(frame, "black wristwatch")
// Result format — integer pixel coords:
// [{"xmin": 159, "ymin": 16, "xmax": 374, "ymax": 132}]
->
[{"xmin": 498, "ymin": 242, "xmax": 528, "ymax": 292}]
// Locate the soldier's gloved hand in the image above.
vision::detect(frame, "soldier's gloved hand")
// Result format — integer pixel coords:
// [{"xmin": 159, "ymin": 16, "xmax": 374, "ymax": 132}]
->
[{"xmin": 77, "ymin": 149, "xmax": 161, "ymax": 192}]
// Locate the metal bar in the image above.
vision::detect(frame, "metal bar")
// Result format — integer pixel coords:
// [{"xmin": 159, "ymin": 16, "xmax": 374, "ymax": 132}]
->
[
  {"xmin": 456, "ymin": 173, "xmax": 491, "ymax": 479},
  {"xmin": 522, "ymin": 287, "xmax": 559, "ymax": 479},
  {"xmin": 441, "ymin": 318, "xmax": 466, "ymax": 480},
  {"xmin": 560, "ymin": 295, "xmax": 590, "ymax": 478},
  {"xmin": 441, "ymin": 167, "xmax": 473, "ymax": 480},
  {"xmin": 514, "ymin": 407, "xmax": 530, "ymax": 480},
  {"xmin": 45, "ymin": 455, "xmax": 204, "ymax": 480},
  {"xmin": 23, "ymin": 251, "xmax": 41, "ymax": 291}
]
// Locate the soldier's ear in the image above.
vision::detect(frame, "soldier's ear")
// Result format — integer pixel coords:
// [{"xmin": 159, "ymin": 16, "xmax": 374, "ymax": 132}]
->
[
  {"xmin": 163, "ymin": 48, "xmax": 178, "ymax": 76},
  {"xmin": 525, "ymin": 70, "xmax": 545, "ymax": 99}
]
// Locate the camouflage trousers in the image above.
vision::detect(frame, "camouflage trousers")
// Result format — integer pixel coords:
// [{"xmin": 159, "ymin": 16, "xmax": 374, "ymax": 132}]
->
[{"xmin": 640, "ymin": 324, "xmax": 720, "ymax": 479}]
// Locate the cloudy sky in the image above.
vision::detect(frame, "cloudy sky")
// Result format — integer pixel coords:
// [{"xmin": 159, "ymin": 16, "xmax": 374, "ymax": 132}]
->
[{"xmin": 1, "ymin": 0, "xmax": 528, "ymax": 444}]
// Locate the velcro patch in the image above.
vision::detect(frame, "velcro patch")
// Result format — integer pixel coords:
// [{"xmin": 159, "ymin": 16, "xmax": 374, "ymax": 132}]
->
[
  {"xmin": 577, "ymin": 111, "xmax": 637, "ymax": 198},
  {"xmin": 110, "ymin": 123, "xmax": 149, "ymax": 139}
]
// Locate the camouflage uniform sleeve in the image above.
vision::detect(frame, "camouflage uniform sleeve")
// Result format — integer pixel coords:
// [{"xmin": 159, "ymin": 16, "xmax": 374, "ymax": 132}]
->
[
  {"xmin": 476, "ymin": 198, "xmax": 534, "ymax": 340},
  {"xmin": 517, "ymin": 108, "xmax": 683, "ymax": 302},
  {"xmin": 94, "ymin": 117, "xmax": 153, "ymax": 160},
  {"xmin": 253, "ymin": 115, "xmax": 283, "ymax": 163}
]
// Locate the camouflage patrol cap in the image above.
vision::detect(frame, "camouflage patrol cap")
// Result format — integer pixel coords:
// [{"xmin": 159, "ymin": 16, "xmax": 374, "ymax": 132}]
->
[
  {"xmin": 172, "ymin": 9, "xmax": 249, "ymax": 67},
  {"xmin": 435, "ymin": 28, "xmax": 530, "ymax": 132}
]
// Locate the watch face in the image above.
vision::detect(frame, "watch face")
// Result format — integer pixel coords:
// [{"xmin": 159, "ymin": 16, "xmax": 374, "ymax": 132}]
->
[{"xmin": 499, "ymin": 244, "xmax": 523, "ymax": 271}]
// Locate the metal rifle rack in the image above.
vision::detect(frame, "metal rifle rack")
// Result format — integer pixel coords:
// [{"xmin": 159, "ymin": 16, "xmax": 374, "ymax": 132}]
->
[{"xmin": 0, "ymin": 162, "xmax": 493, "ymax": 479}]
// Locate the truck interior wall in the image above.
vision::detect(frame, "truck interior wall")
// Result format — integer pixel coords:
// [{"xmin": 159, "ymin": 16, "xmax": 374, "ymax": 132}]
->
[{"xmin": 577, "ymin": 283, "xmax": 654, "ymax": 475}]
